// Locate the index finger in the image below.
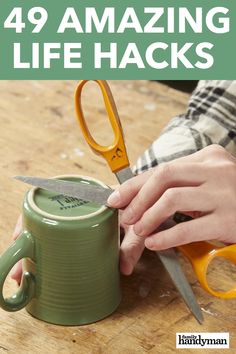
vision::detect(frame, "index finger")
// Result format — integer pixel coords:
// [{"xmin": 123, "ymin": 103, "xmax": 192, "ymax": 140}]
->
[{"xmin": 107, "ymin": 169, "xmax": 153, "ymax": 206}]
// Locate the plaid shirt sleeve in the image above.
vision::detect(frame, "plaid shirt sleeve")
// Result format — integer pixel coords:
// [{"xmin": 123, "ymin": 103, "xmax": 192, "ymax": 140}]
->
[{"xmin": 134, "ymin": 80, "xmax": 236, "ymax": 174}]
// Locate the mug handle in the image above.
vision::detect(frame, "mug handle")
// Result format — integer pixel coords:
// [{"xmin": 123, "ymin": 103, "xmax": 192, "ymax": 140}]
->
[{"xmin": 0, "ymin": 231, "xmax": 35, "ymax": 311}]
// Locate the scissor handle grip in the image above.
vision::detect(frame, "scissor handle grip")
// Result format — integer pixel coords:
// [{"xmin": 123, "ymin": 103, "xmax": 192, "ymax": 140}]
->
[
  {"xmin": 178, "ymin": 242, "xmax": 236, "ymax": 299},
  {"xmin": 75, "ymin": 80, "xmax": 130, "ymax": 173}
]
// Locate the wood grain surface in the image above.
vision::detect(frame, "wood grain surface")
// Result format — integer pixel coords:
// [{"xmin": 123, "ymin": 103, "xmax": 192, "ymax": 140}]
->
[{"xmin": 0, "ymin": 80, "xmax": 235, "ymax": 354}]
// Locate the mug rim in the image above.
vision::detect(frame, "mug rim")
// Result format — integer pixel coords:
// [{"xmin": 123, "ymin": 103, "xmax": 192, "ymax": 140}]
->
[{"xmin": 27, "ymin": 174, "xmax": 108, "ymax": 221}]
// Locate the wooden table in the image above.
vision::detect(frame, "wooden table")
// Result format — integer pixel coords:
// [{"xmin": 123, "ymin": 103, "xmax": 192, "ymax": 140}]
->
[{"xmin": 0, "ymin": 80, "xmax": 235, "ymax": 354}]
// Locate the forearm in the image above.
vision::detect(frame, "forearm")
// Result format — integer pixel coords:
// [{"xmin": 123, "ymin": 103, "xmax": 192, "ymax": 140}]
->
[{"xmin": 135, "ymin": 80, "xmax": 236, "ymax": 173}]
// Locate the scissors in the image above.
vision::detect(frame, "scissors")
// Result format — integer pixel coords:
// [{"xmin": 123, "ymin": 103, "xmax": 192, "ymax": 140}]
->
[{"xmin": 74, "ymin": 80, "xmax": 203, "ymax": 323}]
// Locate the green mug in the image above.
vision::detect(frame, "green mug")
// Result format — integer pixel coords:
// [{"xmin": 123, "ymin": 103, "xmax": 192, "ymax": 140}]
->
[{"xmin": 0, "ymin": 175, "xmax": 121, "ymax": 325}]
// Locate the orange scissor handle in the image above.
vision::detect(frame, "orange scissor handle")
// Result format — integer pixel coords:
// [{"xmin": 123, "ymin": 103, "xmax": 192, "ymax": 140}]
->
[
  {"xmin": 75, "ymin": 80, "xmax": 130, "ymax": 173},
  {"xmin": 178, "ymin": 242, "xmax": 236, "ymax": 299}
]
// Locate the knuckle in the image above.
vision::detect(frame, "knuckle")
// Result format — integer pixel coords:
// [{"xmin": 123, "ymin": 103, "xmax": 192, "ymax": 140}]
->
[
  {"xmin": 206, "ymin": 144, "xmax": 226, "ymax": 156},
  {"xmin": 125, "ymin": 200, "xmax": 141, "ymax": 223},
  {"xmin": 125, "ymin": 238, "xmax": 145, "ymax": 253},
  {"xmin": 121, "ymin": 229, "xmax": 146, "ymax": 260},
  {"xmin": 136, "ymin": 216, "xmax": 150, "ymax": 235},
  {"xmin": 155, "ymin": 163, "xmax": 172, "ymax": 181},
  {"xmin": 139, "ymin": 210, "xmax": 159, "ymax": 236},
  {"xmin": 124, "ymin": 192, "xmax": 148, "ymax": 223},
  {"xmin": 124, "ymin": 203, "xmax": 136, "ymax": 222},
  {"xmin": 137, "ymin": 217, "xmax": 146, "ymax": 230},
  {"xmin": 162, "ymin": 189, "xmax": 178, "ymax": 210}
]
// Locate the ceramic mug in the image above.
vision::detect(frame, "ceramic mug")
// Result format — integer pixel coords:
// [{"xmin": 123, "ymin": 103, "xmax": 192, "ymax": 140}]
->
[{"xmin": 0, "ymin": 175, "xmax": 121, "ymax": 325}]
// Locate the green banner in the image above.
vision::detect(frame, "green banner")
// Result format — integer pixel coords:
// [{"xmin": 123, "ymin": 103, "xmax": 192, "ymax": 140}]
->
[{"xmin": 0, "ymin": 0, "xmax": 235, "ymax": 79}]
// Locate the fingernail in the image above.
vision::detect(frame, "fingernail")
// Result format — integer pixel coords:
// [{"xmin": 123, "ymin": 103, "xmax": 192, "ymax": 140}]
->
[
  {"xmin": 134, "ymin": 222, "xmax": 143, "ymax": 235},
  {"xmin": 120, "ymin": 258, "xmax": 134, "ymax": 275},
  {"xmin": 120, "ymin": 260, "xmax": 133, "ymax": 275},
  {"xmin": 107, "ymin": 190, "xmax": 121, "ymax": 206},
  {"xmin": 145, "ymin": 238, "xmax": 155, "ymax": 250}
]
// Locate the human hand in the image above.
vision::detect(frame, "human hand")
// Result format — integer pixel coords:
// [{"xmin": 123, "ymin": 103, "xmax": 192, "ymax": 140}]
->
[
  {"xmin": 108, "ymin": 145, "xmax": 236, "ymax": 255},
  {"xmin": 11, "ymin": 215, "xmax": 23, "ymax": 284}
]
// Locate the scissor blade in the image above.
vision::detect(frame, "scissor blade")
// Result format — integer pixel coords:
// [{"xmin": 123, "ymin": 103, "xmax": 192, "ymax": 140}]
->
[
  {"xmin": 157, "ymin": 249, "xmax": 203, "ymax": 324},
  {"xmin": 14, "ymin": 176, "xmax": 113, "ymax": 205},
  {"xmin": 115, "ymin": 167, "xmax": 134, "ymax": 184}
]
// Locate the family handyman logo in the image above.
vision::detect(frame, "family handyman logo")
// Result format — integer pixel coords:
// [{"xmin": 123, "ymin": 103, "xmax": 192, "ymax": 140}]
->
[{"xmin": 176, "ymin": 333, "xmax": 229, "ymax": 349}]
